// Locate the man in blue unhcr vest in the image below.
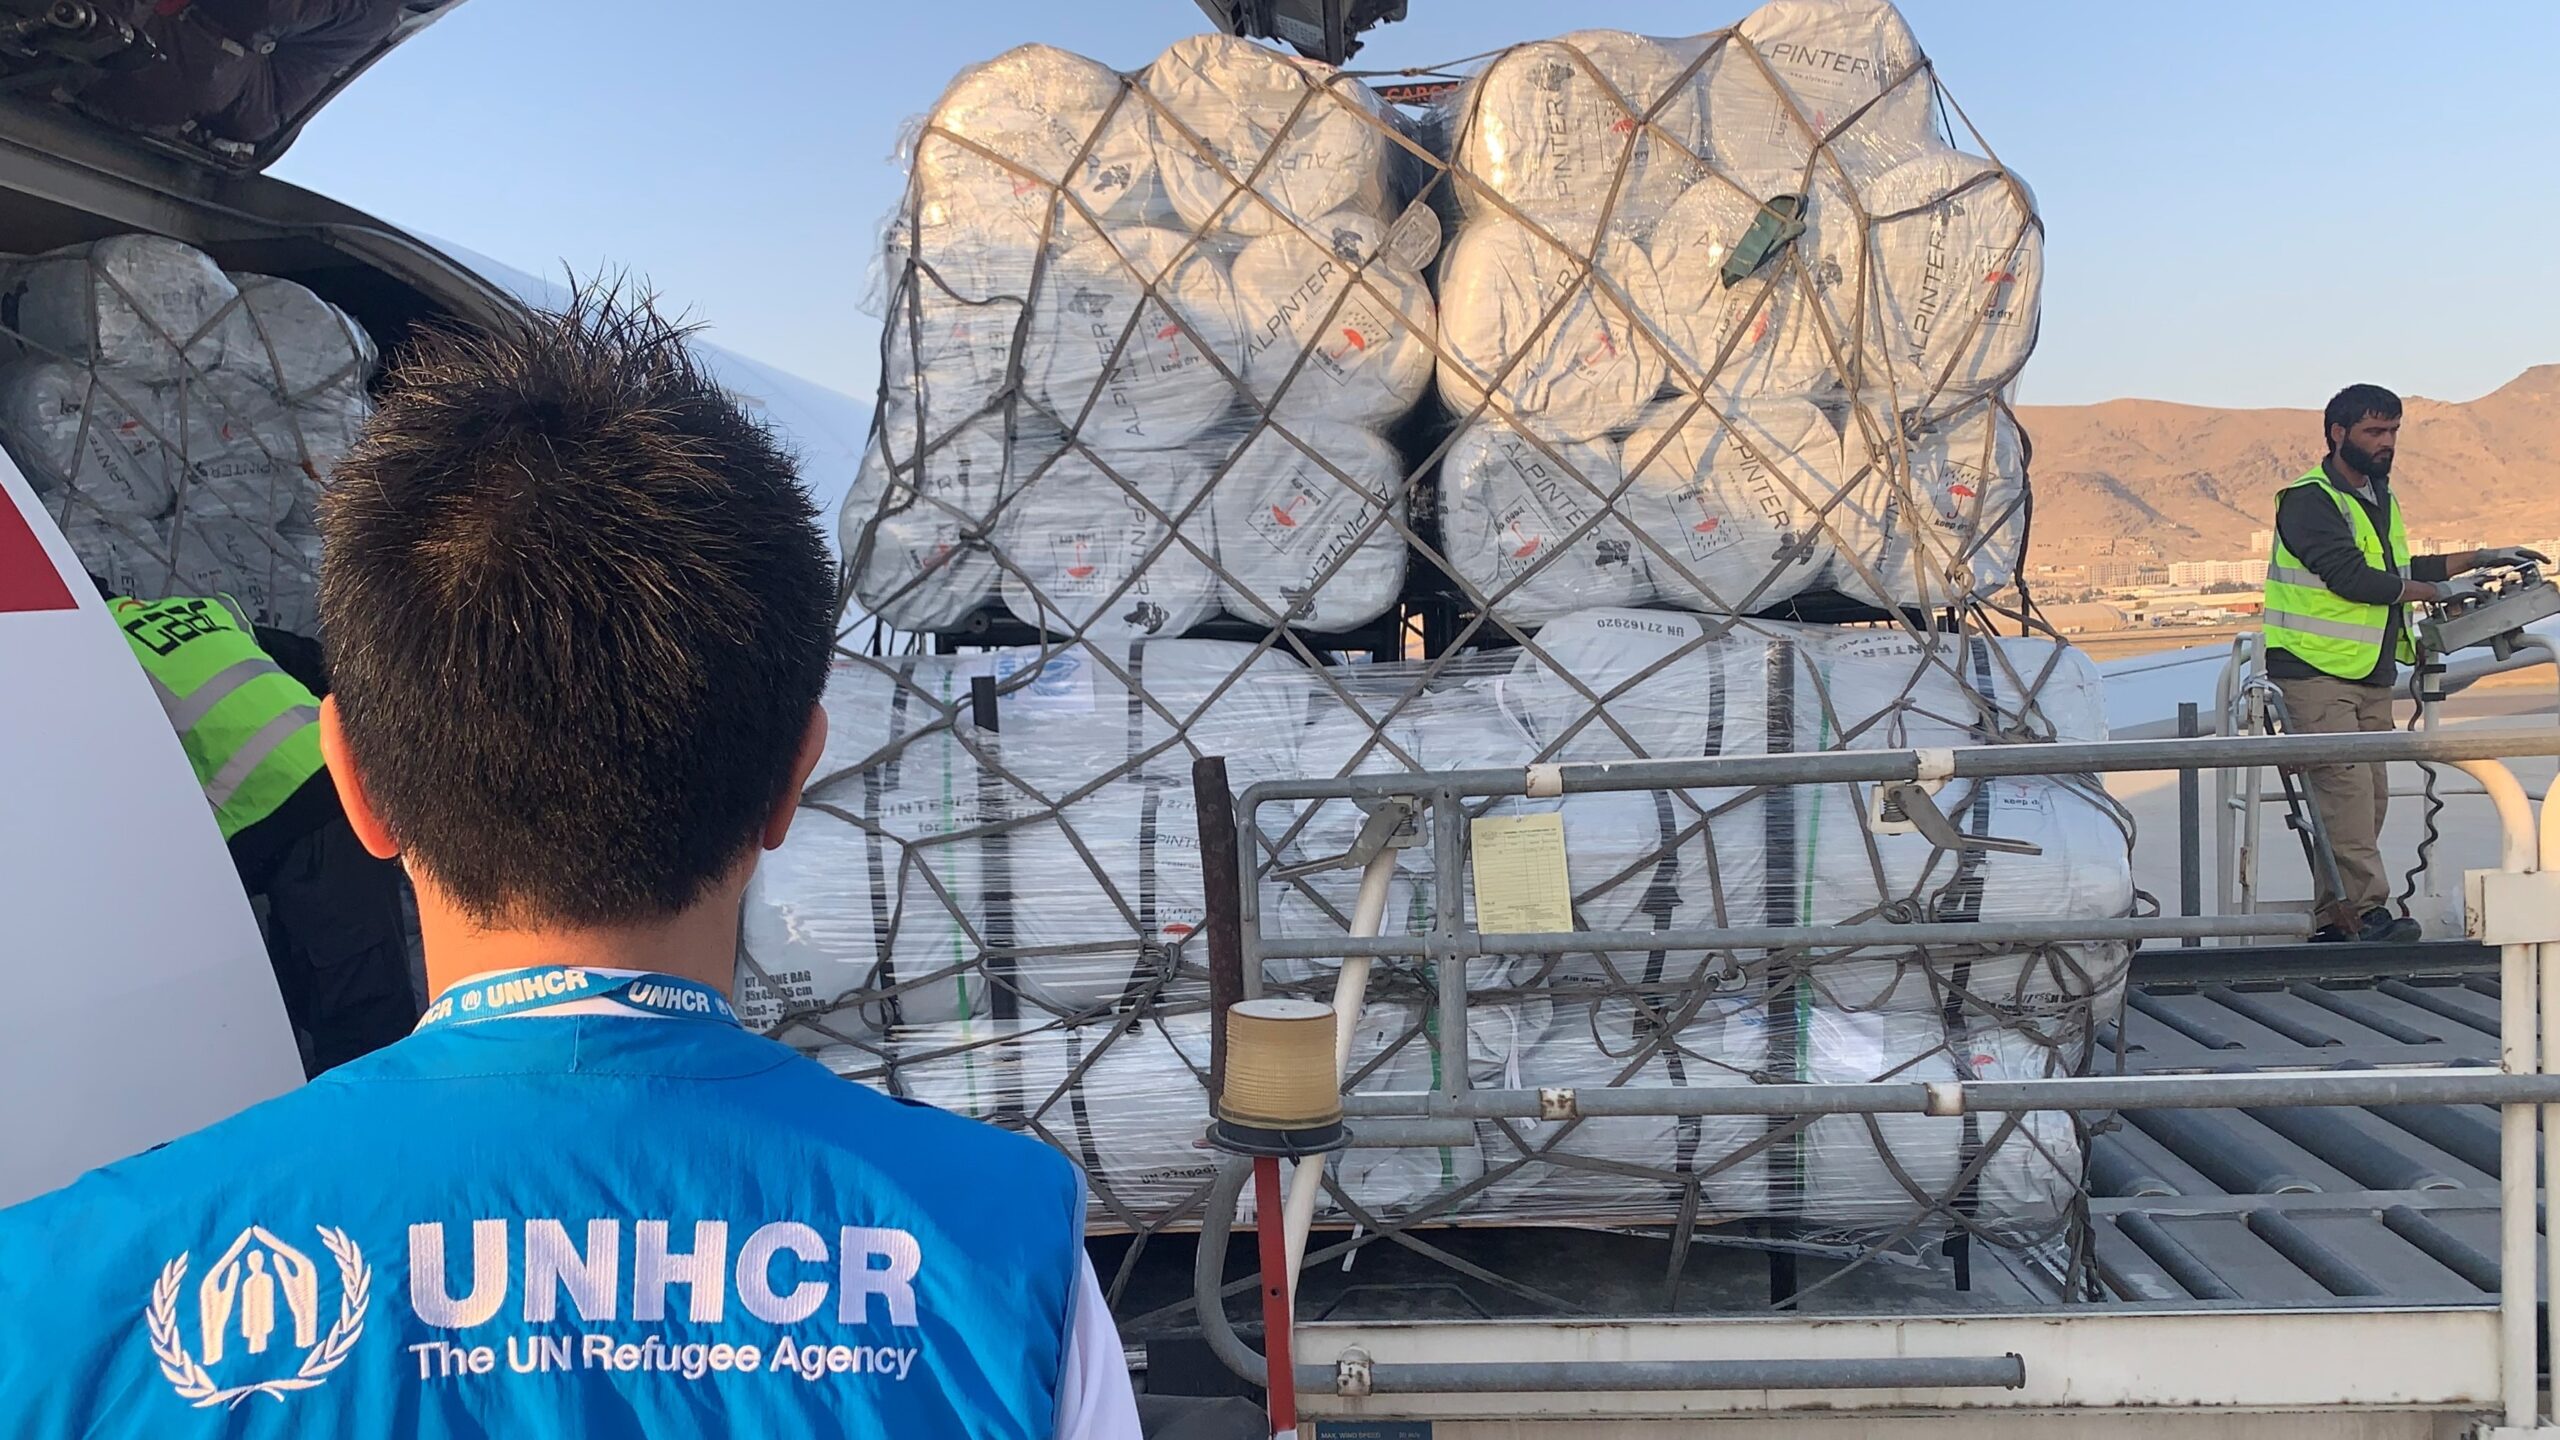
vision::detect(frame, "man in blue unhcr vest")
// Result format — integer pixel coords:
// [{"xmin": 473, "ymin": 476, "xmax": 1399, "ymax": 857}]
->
[{"xmin": 0, "ymin": 294, "xmax": 1139, "ymax": 1439}]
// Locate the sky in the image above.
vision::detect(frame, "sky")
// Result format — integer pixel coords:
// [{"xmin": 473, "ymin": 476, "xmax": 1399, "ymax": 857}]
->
[{"xmin": 272, "ymin": 0, "xmax": 2560, "ymax": 413}]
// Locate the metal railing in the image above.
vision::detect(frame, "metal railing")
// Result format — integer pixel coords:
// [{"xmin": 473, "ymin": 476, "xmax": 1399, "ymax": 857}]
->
[{"xmin": 1187, "ymin": 725, "xmax": 2560, "ymax": 1427}]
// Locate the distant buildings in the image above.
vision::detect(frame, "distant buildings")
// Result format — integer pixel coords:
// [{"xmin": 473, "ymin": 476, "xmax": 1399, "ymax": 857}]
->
[{"xmin": 2168, "ymin": 559, "xmax": 2269, "ymax": 588}]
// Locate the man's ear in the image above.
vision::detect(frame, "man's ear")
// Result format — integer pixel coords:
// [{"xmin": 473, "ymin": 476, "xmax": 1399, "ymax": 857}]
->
[
  {"xmin": 318, "ymin": 697, "xmax": 400, "ymax": 861},
  {"xmin": 761, "ymin": 704, "xmax": 827, "ymax": 852}
]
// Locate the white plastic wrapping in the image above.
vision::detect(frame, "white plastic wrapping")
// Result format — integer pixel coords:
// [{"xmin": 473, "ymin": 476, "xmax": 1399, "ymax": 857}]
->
[
  {"xmin": 1143, "ymin": 34, "xmax": 1396, "ymax": 238},
  {"xmin": 845, "ymin": 410, "xmax": 1054, "ymax": 632},
  {"xmin": 1708, "ymin": 0, "xmax": 1940, "ymax": 182},
  {"xmin": 1436, "ymin": 220, "xmax": 1671, "ymax": 440},
  {"xmin": 1646, "ymin": 168, "xmax": 1851, "ymax": 399},
  {"xmin": 1027, "ymin": 226, "xmax": 1248, "ymax": 453},
  {"xmin": 0, "ymin": 240, "xmax": 374, "ymax": 628},
  {"xmin": 1850, "ymin": 151, "xmax": 2042, "ymax": 412},
  {"xmin": 1622, "ymin": 396, "xmax": 1843, "ymax": 612},
  {"xmin": 1830, "ymin": 393, "xmax": 2031, "ymax": 612},
  {"xmin": 1439, "ymin": 421, "xmax": 1649, "ymax": 621},
  {"xmin": 909, "ymin": 43, "xmax": 1161, "ymax": 250},
  {"xmin": 1450, "ymin": 30, "xmax": 1711, "ymax": 244},
  {"xmin": 993, "ymin": 441, "xmax": 1220, "ymax": 640},
  {"xmin": 1231, "ymin": 212, "xmax": 1435, "ymax": 426},
  {"xmin": 1213, "ymin": 421, "xmax": 1407, "ymax": 630}
]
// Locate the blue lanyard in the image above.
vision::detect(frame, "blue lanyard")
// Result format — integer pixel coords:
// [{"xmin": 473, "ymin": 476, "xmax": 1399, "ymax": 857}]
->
[{"xmin": 415, "ymin": 966, "xmax": 738, "ymax": 1032}]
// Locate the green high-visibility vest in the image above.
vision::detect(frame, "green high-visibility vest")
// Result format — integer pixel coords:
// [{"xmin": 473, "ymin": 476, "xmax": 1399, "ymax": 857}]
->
[
  {"xmin": 112, "ymin": 594, "xmax": 324, "ymax": 841},
  {"xmin": 2262, "ymin": 467, "xmax": 2416, "ymax": 679}
]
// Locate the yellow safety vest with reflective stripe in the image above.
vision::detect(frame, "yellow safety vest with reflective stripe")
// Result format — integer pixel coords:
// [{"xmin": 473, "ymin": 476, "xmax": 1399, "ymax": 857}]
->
[
  {"xmin": 111, "ymin": 594, "xmax": 324, "ymax": 840},
  {"xmin": 2262, "ymin": 468, "xmax": 2416, "ymax": 679}
]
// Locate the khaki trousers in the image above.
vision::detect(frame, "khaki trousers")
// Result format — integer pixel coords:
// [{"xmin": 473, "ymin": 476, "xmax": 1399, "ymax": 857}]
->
[{"xmin": 2273, "ymin": 674, "xmax": 2396, "ymax": 932}]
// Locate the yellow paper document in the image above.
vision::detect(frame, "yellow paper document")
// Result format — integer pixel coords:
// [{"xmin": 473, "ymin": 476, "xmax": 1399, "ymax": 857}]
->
[{"xmin": 1469, "ymin": 811, "xmax": 1574, "ymax": 934}]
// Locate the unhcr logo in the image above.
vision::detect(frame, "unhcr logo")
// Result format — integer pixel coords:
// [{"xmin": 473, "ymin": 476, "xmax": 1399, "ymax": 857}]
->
[{"xmin": 147, "ymin": 1225, "xmax": 372, "ymax": 1408}]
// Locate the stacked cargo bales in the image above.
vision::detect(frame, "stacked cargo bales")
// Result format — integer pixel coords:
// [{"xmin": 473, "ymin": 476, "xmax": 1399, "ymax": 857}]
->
[
  {"xmin": 0, "ymin": 236, "xmax": 375, "ymax": 630},
  {"xmin": 852, "ymin": 37, "xmax": 1434, "ymax": 640},
  {"xmin": 794, "ymin": 0, "xmax": 2102, "ymax": 1263}
]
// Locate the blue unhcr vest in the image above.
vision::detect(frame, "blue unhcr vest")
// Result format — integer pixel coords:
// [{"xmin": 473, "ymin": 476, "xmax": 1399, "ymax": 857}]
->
[{"xmin": 0, "ymin": 969, "xmax": 1087, "ymax": 1438}]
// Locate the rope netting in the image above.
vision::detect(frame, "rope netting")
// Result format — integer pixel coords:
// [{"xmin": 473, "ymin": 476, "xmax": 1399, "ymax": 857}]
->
[
  {"xmin": 0, "ymin": 234, "xmax": 377, "ymax": 628},
  {"xmin": 760, "ymin": 0, "xmax": 2124, "ymax": 1302}
]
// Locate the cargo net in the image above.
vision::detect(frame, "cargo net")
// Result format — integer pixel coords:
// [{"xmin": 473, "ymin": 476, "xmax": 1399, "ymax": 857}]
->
[
  {"xmin": 0, "ymin": 235, "xmax": 377, "ymax": 629},
  {"xmin": 776, "ymin": 0, "xmax": 2122, "ymax": 1298}
]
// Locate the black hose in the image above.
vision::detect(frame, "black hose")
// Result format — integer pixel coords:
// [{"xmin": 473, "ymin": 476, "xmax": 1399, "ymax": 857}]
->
[{"xmin": 2395, "ymin": 662, "xmax": 2444, "ymax": 916}]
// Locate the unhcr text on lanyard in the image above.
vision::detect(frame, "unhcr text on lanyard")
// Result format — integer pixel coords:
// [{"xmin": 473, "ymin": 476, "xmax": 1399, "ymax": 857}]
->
[{"xmin": 416, "ymin": 966, "xmax": 737, "ymax": 1031}]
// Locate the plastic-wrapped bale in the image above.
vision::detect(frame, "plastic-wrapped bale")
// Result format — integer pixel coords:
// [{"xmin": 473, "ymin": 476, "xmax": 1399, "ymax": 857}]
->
[
  {"xmin": 1287, "ymin": 677, "xmax": 1758, "ymax": 992},
  {"xmin": 1142, "ymin": 34, "xmax": 1399, "ymax": 238},
  {"xmin": 1784, "ymin": 1005, "xmax": 1963, "ymax": 1229},
  {"xmin": 745, "ymin": 638, "xmax": 1323, "ymax": 1043},
  {"xmin": 0, "ymin": 361, "xmax": 180, "ymax": 521},
  {"xmin": 740, "ymin": 656, "xmax": 1002, "ymax": 1043},
  {"xmin": 1493, "ymin": 610, "xmax": 2129, "ymax": 1013},
  {"xmin": 1481, "ymin": 994, "xmax": 1772, "ymax": 1220},
  {"xmin": 1794, "ymin": 774, "xmax": 2134, "ymax": 1017},
  {"xmin": 1829, "ymin": 393, "xmax": 2030, "ymax": 614},
  {"xmin": 1950, "ymin": 1016, "xmax": 2087, "ymax": 1243},
  {"xmin": 1027, "ymin": 226, "xmax": 1249, "ymax": 453},
  {"xmin": 1646, "ymin": 167, "xmax": 1857, "ymax": 399},
  {"xmin": 878, "ymin": 209, "xmax": 1047, "ymax": 433},
  {"xmin": 1213, "ymin": 421, "xmax": 1407, "ymax": 631},
  {"xmin": 1840, "ymin": 152, "xmax": 2042, "ymax": 416},
  {"xmin": 2, "ymin": 237, "xmax": 247, "ymax": 380},
  {"xmin": 973, "ymin": 636, "xmax": 1320, "ymax": 802},
  {"xmin": 1439, "ymin": 421, "xmax": 1649, "ymax": 622},
  {"xmin": 1436, "ymin": 218, "xmax": 1671, "ymax": 442},
  {"xmin": 1704, "ymin": 0, "xmax": 1941, "ymax": 184},
  {"xmin": 844, "ymin": 410, "xmax": 1060, "ymax": 632},
  {"xmin": 993, "ymin": 441, "xmax": 1221, "ymax": 641},
  {"xmin": 864, "ymin": 1000, "xmax": 1536, "ymax": 1231},
  {"xmin": 207, "ymin": 272, "xmax": 377, "ymax": 453},
  {"xmin": 909, "ymin": 43, "xmax": 1161, "ymax": 253},
  {"xmin": 1447, "ymin": 29, "xmax": 1712, "ymax": 245},
  {"xmin": 1620, "ymin": 396, "xmax": 1844, "ymax": 613},
  {"xmin": 1231, "ymin": 210, "xmax": 1436, "ymax": 427},
  {"xmin": 871, "ymin": 1014, "xmax": 1225, "ymax": 1227},
  {"xmin": 1507, "ymin": 607, "xmax": 2106, "ymax": 761}
]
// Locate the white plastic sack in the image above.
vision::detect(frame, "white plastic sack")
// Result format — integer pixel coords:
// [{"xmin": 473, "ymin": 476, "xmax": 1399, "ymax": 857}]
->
[
  {"xmin": 910, "ymin": 43, "xmax": 1161, "ymax": 250},
  {"xmin": 1621, "ymin": 396, "xmax": 1843, "ymax": 613},
  {"xmin": 1009, "ymin": 777, "xmax": 1214, "ymax": 1017},
  {"xmin": 1484, "ymin": 995, "xmax": 1771, "ymax": 1218},
  {"xmin": 741, "ymin": 656, "xmax": 1001, "ymax": 1038},
  {"xmin": 1956, "ymin": 1018, "xmax": 2085, "ymax": 1239},
  {"xmin": 1829, "ymin": 394, "xmax": 2028, "ymax": 609},
  {"xmin": 1028, "ymin": 226, "xmax": 1248, "ymax": 452},
  {"xmin": 1707, "ymin": 0, "xmax": 1940, "ymax": 183},
  {"xmin": 1450, "ymin": 30, "xmax": 1711, "ymax": 244},
  {"xmin": 994, "ymin": 441, "xmax": 1220, "ymax": 640},
  {"xmin": 1231, "ymin": 211, "xmax": 1435, "ymax": 427},
  {"xmin": 1213, "ymin": 422, "xmax": 1407, "ymax": 631},
  {"xmin": 0, "ymin": 361, "xmax": 178, "ymax": 518},
  {"xmin": 1646, "ymin": 169, "xmax": 1851, "ymax": 398},
  {"xmin": 1437, "ymin": 220, "xmax": 1671, "ymax": 441},
  {"xmin": 1143, "ymin": 34, "xmax": 1395, "ymax": 237},
  {"xmin": 1440, "ymin": 421, "xmax": 1649, "ymax": 621},
  {"xmin": 975, "ymin": 636, "xmax": 1319, "ymax": 804},
  {"xmin": 4, "ymin": 237, "xmax": 245, "ymax": 381},
  {"xmin": 1793, "ymin": 1006, "xmax": 1962, "ymax": 1227},
  {"xmin": 878, "ymin": 1014, "xmax": 1224, "ymax": 1223},
  {"xmin": 845, "ymin": 410, "xmax": 1058, "ymax": 632},
  {"xmin": 878, "ymin": 221, "xmax": 1035, "ymax": 435},
  {"xmin": 1853, "ymin": 152, "xmax": 2042, "ymax": 412}
]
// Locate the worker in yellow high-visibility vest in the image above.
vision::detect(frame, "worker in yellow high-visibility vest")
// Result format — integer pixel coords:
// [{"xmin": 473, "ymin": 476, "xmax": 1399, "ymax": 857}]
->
[
  {"xmin": 2261, "ymin": 384, "xmax": 2548, "ymax": 943},
  {"xmin": 104, "ymin": 588, "xmax": 418, "ymax": 1072}
]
